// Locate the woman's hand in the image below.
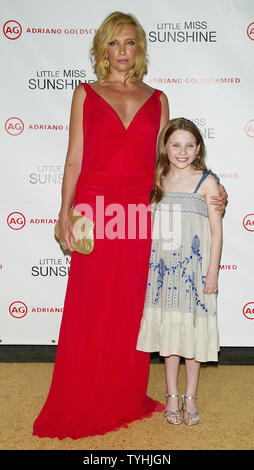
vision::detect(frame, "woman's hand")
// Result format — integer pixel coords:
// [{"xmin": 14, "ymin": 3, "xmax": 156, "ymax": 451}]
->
[
  {"xmin": 210, "ymin": 184, "xmax": 228, "ymax": 214},
  {"xmin": 203, "ymin": 272, "xmax": 218, "ymax": 295},
  {"xmin": 59, "ymin": 210, "xmax": 77, "ymax": 252}
]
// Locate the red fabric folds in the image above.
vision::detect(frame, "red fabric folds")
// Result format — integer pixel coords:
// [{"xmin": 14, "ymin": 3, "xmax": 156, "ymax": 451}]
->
[{"xmin": 33, "ymin": 84, "xmax": 164, "ymax": 439}]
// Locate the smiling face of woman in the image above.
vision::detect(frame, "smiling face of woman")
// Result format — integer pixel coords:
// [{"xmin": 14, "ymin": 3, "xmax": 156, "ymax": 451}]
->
[{"xmin": 107, "ymin": 24, "xmax": 138, "ymax": 74}]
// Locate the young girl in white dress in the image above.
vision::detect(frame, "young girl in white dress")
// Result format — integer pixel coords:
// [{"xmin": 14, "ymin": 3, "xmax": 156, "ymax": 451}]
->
[{"xmin": 137, "ymin": 118, "xmax": 223, "ymax": 426}]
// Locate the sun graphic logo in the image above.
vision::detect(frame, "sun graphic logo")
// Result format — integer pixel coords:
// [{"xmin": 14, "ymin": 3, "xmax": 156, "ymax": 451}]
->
[
  {"xmin": 3, "ymin": 20, "xmax": 22, "ymax": 40},
  {"xmin": 9, "ymin": 301, "xmax": 28, "ymax": 319}
]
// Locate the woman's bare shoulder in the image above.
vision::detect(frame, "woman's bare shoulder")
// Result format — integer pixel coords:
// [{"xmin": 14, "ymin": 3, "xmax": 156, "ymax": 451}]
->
[
  {"xmin": 72, "ymin": 83, "xmax": 86, "ymax": 102},
  {"xmin": 88, "ymin": 80, "xmax": 105, "ymax": 92},
  {"xmin": 139, "ymin": 82, "xmax": 155, "ymax": 93},
  {"xmin": 140, "ymin": 82, "xmax": 168, "ymax": 98},
  {"xmin": 138, "ymin": 83, "xmax": 169, "ymax": 106},
  {"xmin": 160, "ymin": 91, "xmax": 169, "ymax": 106}
]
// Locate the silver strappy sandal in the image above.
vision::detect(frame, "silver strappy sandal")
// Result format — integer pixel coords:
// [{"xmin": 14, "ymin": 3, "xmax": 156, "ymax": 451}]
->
[
  {"xmin": 182, "ymin": 394, "xmax": 200, "ymax": 426},
  {"xmin": 164, "ymin": 394, "xmax": 183, "ymax": 425}
]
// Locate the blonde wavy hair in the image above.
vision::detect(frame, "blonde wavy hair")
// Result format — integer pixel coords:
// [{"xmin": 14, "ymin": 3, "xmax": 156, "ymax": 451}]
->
[
  {"xmin": 151, "ymin": 118, "xmax": 207, "ymax": 204},
  {"xmin": 90, "ymin": 11, "xmax": 148, "ymax": 83}
]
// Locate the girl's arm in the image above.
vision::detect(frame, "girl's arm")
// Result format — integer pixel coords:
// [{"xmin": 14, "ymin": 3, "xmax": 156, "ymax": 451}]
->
[
  {"xmin": 59, "ymin": 84, "xmax": 85, "ymax": 251},
  {"xmin": 205, "ymin": 170, "xmax": 228, "ymax": 214},
  {"xmin": 202, "ymin": 174, "xmax": 223, "ymax": 294}
]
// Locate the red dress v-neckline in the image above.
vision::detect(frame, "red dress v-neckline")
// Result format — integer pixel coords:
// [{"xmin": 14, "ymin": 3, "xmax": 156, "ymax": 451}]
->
[
  {"xmin": 33, "ymin": 83, "xmax": 164, "ymax": 440},
  {"xmin": 87, "ymin": 84, "xmax": 156, "ymax": 132}
]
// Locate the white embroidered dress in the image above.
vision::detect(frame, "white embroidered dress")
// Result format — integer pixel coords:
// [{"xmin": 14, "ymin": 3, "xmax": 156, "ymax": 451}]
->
[{"xmin": 137, "ymin": 174, "xmax": 220, "ymax": 362}]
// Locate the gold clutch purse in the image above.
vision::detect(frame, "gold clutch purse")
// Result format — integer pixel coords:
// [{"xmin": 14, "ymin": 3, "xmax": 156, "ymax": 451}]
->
[{"xmin": 54, "ymin": 208, "xmax": 94, "ymax": 255}]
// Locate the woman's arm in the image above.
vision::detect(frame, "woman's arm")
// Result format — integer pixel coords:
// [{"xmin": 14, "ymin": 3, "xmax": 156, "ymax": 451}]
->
[
  {"xmin": 203, "ymin": 175, "xmax": 223, "ymax": 294},
  {"xmin": 59, "ymin": 83, "xmax": 85, "ymax": 251},
  {"xmin": 211, "ymin": 183, "xmax": 228, "ymax": 214},
  {"xmin": 159, "ymin": 92, "xmax": 170, "ymax": 132}
]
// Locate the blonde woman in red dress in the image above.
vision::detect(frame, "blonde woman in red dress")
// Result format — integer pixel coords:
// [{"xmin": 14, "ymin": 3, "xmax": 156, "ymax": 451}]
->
[{"xmin": 33, "ymin": 11, "xmax": 226, "ymax": 439}]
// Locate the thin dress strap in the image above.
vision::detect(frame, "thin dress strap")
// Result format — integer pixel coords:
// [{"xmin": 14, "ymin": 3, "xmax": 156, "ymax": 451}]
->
[
  {"xmin": 154, "ymin": 88, "xmax": 162, "ymax": 98},
  {"xmin": 193, "ymin": 170, "xmax": 209, "ymax": 194},
  {"xmin": 82, "ymin": 83, "xmax": 91, "ymax": 92}
]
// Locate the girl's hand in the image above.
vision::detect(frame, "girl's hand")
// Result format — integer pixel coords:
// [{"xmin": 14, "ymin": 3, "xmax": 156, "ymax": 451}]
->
[
  {"xmin": 59, "ymin": 211, "xmax": 77, "ymax": 252},
  {"xmin": 203, "ymin": 273, "xmax": 218, "ymax": 295},
  {"xmin": 210, "ymin": 184, "xmax": 228, "ymax": 214}
]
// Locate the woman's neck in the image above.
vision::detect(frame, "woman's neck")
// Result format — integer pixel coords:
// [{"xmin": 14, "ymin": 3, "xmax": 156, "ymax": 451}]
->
[{"xmin": 106, "ymin": 68, "xmax": 128, "ymax": 85}]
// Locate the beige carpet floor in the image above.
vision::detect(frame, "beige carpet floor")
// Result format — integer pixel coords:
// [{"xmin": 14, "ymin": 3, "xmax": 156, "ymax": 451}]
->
[{"xmin": 0, "ymin": 363, "xmax": 253, "ymax": 450}]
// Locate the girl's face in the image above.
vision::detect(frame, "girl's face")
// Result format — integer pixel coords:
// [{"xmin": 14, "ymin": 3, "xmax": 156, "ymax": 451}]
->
[
  {"xmin": 165, "ymin": 130, "xmax": 200, "ymax": 169},
  {"xmin": 107, "ymin": 24, "xmax": 138, "ymax": 73}
]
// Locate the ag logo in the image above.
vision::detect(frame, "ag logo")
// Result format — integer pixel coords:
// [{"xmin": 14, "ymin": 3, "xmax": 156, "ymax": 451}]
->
[
  {"xmin": 7, "ymin": 212, "xmax": 26, "ymax": 230},
  {"xmin": 243, "ymin": 214, "xmax": 254, "ymax": 232},
  {"xmin": 245, "ymin": 120, "xmax": 254, "ymax": 138},
  {"xmin": 3, "ymin": 20, "xmax": 22, "ymax": 40},
  {"xmin": 9, "ymin": 301, "xmax": 28, "ymax": 319},
  {"xmin": 5, "ymin": 117, "xmax": 24, "ymax": 136},
  {"xmin": 247, "ymin": 22, "xmax": 254, "ymax": 41},
  {"xmin": 243, "ymin": 302, "xmax": 254, "ymax": 320}
]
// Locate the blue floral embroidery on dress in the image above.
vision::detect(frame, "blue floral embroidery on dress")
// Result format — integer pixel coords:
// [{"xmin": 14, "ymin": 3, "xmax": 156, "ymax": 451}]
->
[
  {"xmin": 152, "ymin": 258, "xmax": 166, "ymax": 304},
  {"xmin": 191, "ymin": 235, "xmax": 200, "ymax": 254},
  {"xmin": 158, "ymin": 258, "xmax": 165, "ymax": 281},
  {"xmin": 149, "ymin": 234, "xmax": 208, "ymax": 312},
  {"xmin": 184, "ymin": 271, "xmax": 208, "ymax": 312},
  {"xmin": 191, "ymin": 235, "xmax": 202, "ymax": 262}
]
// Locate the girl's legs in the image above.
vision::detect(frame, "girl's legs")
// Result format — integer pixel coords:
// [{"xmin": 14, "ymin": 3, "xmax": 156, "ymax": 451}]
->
[
  {"xmin": 185, "ymin": 357, "xmax": 200, "ymax": 396},
  {"xmin": 183, "ymin": 358, "xmax": 200, "ymax": 424},
  {"xmin": 164, "ymin": 355, "xmax": 182, "ymax": 424}
]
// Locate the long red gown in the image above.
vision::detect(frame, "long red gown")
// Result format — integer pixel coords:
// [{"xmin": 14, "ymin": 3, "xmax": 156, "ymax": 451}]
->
[{"xmin": 33, "ymin": 83, "xmax": 164, "ymax": 439}]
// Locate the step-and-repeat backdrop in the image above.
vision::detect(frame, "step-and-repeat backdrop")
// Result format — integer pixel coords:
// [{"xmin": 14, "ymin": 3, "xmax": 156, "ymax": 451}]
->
[{"xmin": 1, "ymin": 0, "xmax": 254, "ymax": 346}]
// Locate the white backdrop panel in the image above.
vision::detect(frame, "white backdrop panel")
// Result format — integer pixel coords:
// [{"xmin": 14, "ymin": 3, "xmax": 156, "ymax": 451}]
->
[{"xmin": 0, "ymin": 0, "xmax": 254, "ymax": 345}]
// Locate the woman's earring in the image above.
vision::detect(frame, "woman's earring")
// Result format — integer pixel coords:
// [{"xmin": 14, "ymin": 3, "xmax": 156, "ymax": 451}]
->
[{"xmin": 104, "ymin": 57, "xmax": 110, "ymax": 69}]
